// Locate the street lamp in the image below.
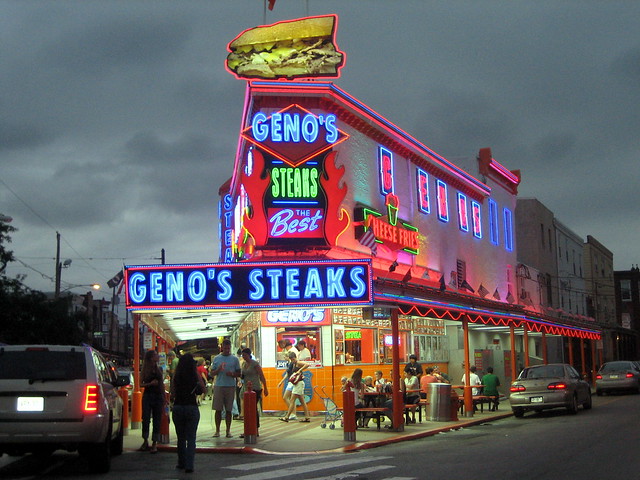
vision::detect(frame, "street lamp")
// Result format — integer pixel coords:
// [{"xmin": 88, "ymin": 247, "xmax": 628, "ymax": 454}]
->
[{"xmin": 59, "ymin": 283, "xmax": 101, "ymax": 294}]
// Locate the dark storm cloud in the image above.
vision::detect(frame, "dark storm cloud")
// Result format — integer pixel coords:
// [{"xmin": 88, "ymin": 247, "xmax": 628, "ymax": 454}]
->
[
  {"xmin": 40, "ymin": 15, "xmax": 192, "ymax": 75},
  {"xmin": 0, "ymin": 121, "xmax": 54, "ymax": 151}
]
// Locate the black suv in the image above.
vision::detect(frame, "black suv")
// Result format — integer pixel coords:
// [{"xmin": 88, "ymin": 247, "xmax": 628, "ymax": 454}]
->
[{"xmin": 0, "ymin": 345, "xmax": 130, "ymax": 472}]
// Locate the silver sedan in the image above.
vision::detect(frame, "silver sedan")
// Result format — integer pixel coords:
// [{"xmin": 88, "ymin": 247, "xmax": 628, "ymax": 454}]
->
[
  {"xmin": 595, "ymin": 361, "xmax": 640, "ymax": 395},
  {"xmin": 509, "ymin": 363, "xmax": 592, "ymax": 418}
]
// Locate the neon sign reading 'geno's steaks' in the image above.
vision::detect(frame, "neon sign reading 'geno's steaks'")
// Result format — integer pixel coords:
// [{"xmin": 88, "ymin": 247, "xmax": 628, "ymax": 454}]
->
[{"xmin": 124, "ymin": 260, "xmax": 373, "ymax": 310}]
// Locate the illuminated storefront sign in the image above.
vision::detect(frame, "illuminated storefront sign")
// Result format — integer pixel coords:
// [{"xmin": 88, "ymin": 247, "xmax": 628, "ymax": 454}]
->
[
  {"xmin": 457, "ymin": 192, "xmax": 469, "ymax": 232},
  {"xmin": 125, "ymin": 259, "xmax": 372, "ymax": 310},
  {"xmin": 416, "ymin": 168, "xmax": 430, "ymax": 214},
  {"xmin": 436, "ymin": 179, "xmax": 449, "ymax": 222},
  {"xmin": 241, "ymin": 104, "xmax": 348, "ymax": 167},
  {"xmin": 357, "ymin": 195, "xmax": 420, "ymax": 255},
  {"xmin": 471, "ymin": 201, "xmax": 482, "ymax": 239},
  {"xmin": 219, "ymin": 192, "xmax": 234, "ymax": 262},
  {"xmin": 378, "ymin": 146, "xmax": 394, "ymax": 195},
  {"xmin": 263, "ymin": 309, "xmax": 330, "ymax": 326}
]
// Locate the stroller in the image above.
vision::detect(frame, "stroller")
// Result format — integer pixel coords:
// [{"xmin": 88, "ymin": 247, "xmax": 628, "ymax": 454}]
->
[{"xmin": 314, "ymin": 385, "xmax": 343, "ymax": 429}]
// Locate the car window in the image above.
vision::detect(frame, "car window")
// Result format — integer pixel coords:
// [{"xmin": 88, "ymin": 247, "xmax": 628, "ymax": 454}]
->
[
  {"xmin": 567, "ymin": 366, "xmax": 581, "ymax": 379},
  {"xmin": 600, "ymin": 362, "xmax": 632, "ymax": 373},
  {"xmin": 522, "ymin": 365, "xmax": 564, "ymax": 379},
  {"xmin": 0, "ymin": 350, "xmax": 86, "ymax": 380}
]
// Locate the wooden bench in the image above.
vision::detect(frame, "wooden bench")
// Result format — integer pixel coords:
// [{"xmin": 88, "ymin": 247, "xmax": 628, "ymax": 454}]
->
[
  {"xmin": 355, "ymin": 407, "xmax": 387, "ymax": 430},
  {"xmin": 457, "ymin": 395, "xmax": 499, "ymax": 413}
]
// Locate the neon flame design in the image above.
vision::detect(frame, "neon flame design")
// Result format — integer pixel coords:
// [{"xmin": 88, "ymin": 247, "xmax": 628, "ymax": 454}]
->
[
  {"xmin": 320, "ymin": 151, "xmax": 349, "ymax": 245},
  {"xmin": 241, "ymin": 149, "xmax": 270, "ymax": 247}
]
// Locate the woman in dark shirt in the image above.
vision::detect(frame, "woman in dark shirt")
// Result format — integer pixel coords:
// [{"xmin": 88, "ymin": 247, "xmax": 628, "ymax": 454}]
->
[
  {"xmin": 171, "ymin": 353, "xmax": 204, "ymax": 473},
  {"xmin": 140, "ymin": 350, "xmax": 165, "ymax": 453}
]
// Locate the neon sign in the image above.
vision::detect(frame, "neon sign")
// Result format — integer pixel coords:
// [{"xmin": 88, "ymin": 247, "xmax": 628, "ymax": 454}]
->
[
  {"xmin": 345, "ymin": 330, "xmax": 362, "ymax": 340},
  {"xmin": 416, "ymin": 168, "xmax": 430, "ymax": 214},
  {"xmin": 242, "ymin": 104, "xmax": 348, "ymax": 168},
  {"xmin": 378, "ymin": 146, "xmax": 394, "ymax": 195},
  {"xmin": 471, "ymin": 201, "xmax": 482, "ymax": 239},
  {"xmin": 264, "ymin": 309, "xmax": 329, "ymax": 326},
  {"xmin": 219, "ymin": 193, "xmax": 234, "ymax": 262},
  {"xmin": 457, "ymin": 192, "xmax": 469, "ymax": 232},
  {"xmin": 125, "ymin": 260, "xmax": 373, "ymax": 310},
  {"xmin": 436, "ymin": 179, "xmax": 449, "ymax": 222},
  {"xmin": 358, "ymin": 198, "xmax": 420, "ymax": 255}
]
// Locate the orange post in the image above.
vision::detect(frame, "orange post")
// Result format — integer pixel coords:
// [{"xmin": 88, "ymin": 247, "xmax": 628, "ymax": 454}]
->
[
  {"xmin": 391, "ymin": 308, "xmax": 404, "ymax": 431},
  {"xmin": 243, "ymin": 387, "xmax": 258, "ymax": 445},
  {"xmin": 342, "ymin": 380, "xmax": 356, "ymax": 441},
  {"xmin": 450, "ymin": 389, "xmax": 459, "ymax": 421},
  {"xmin": 119, "ymin": 387, "xmax": 129, "ymax": 433}
]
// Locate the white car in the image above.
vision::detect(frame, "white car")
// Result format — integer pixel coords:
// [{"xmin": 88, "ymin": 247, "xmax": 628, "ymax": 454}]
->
[{"xmin": 0, "ymin": 345, "xmax": 130, "ymax": 472}]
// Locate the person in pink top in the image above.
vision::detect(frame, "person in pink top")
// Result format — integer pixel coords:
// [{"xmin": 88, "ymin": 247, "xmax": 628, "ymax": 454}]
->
[{"xmin": 419, "ymin": 366, "xmax": 439, "ymax": 399}]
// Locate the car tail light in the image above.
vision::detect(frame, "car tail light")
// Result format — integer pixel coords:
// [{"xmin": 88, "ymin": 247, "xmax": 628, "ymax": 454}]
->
[
  {"xmin": 510, "ymin": 384, "xmax": 526, "ymax": 392},
  {"xmin": 84, "ymin": 384, "xmax": 100, "ymax": 413},
  {"xmin": 596, "ymin": 374, "xmax": 602, "ymax": 380},
  {"xmin": 547, "ymin": 382, "xmax": 568, "ymax": 390},
  {"xmin": 626, "ymin": 373, "xmax": 634, "ymax": 378}
]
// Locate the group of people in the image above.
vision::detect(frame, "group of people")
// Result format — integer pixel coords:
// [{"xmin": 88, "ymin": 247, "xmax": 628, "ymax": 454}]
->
[{"xmin": 137, "ymin": 339, "xmax": 269, "ymax": 473}]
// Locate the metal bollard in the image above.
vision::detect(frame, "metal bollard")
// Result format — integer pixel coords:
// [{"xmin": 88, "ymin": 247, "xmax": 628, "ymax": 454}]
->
[
  {"xmin": 342, "ymin": 381, "xmax": 356, "ymax": 441},
  {"xmin": 159, "ymin": 391, "xmax": 170, "ymax": 444},
  {"xmin": 243, "ymin": 386, "xmax": 258, "ymax": 445},
  {"xmin": 131, "ymin": 390, "xmax": 143, "ymax": 429},
  {"xmin": 450, "ymin": 390, "xmax": 459, "ymax": 421},
  {"xmin": 118, "ymin": 387, "xmax": 130, "ymax": 434}
]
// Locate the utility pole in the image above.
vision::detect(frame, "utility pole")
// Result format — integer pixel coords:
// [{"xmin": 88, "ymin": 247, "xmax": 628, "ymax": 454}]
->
[{"xmin": 54, "ymin": 232, "xmax": 61, "ymax": 299}]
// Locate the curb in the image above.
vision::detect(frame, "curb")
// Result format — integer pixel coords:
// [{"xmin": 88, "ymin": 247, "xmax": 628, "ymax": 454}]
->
[{"xmin": 151, "ymin": 412, "xmax": 513, "ymax": 455}]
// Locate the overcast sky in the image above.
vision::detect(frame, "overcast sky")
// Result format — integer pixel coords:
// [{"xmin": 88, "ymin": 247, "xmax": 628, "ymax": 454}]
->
[{"xmin": 2, "ymin": 0, "xmax": 639, "ymax": 299}]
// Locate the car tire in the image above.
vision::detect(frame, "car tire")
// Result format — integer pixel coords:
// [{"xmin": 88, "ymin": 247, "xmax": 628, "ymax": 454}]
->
[
  {"xmin": 567, "ymin": 394, "xmax": 578, "ymax": 414},
  {"xmin": 84, "ymin": 425, "xmax": 112, "ymax": 474},
  {"xmin": 111, "ymin": 422, "xmax": 124, "ymax": 456},
  {"xmin": 512, "ymin": 408, "xmax": 524, "ymax": 418},
  {"xmin": 583, "ymin": 392, "xmax": 592, "ymax": 410}
]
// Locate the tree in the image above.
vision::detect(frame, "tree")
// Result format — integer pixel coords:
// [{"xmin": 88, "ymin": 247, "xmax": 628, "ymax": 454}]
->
[{"xmin": 0, "ymin": 216, "xmax": 89, "ymax": 345}]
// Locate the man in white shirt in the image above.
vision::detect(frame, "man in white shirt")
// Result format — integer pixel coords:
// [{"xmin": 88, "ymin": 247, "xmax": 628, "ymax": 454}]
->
[{"xmin": 462, "ymin": 365, "xmax": 482, "ymax": 396}]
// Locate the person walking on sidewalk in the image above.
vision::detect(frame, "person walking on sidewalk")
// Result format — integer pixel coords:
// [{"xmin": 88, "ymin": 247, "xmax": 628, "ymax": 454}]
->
[
  {"xmin": 239, "ymin": 348, "xmax": 268, "ymax": 438},
  {"xmin": 171, "ymin": 353, "xmax": 204, "ymax": 473},
  {"xmin": 279, "ymin": 351, "xmax": 310, "ymax": 423},
  {"xmin": 139, "ymin": 350, "xmax": 165, "ymax": 454},
  {"xmin": 211, "ymin": 339, "xmax": 241, "ymax": 438}
]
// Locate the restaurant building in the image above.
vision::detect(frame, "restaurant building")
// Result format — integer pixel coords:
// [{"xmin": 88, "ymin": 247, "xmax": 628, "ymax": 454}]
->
[{"xmin": 126, "ymin": 15, "xmax": 601, "ymax": 416}]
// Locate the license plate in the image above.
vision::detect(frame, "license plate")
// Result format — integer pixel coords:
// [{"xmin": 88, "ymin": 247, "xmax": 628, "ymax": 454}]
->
[
  {"xmin": 17, "ymin": 397, "xmax": 44, "ymax": 412},
  {"xmin": 610, "ymin": 375, "xmax": 619, "ymax": 379},
  {"xmin": 530, "ymin": 396, "xmax": 543, "ymax": 403}
]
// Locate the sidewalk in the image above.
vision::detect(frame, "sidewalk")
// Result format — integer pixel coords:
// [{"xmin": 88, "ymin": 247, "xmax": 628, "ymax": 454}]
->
[{"xmin": 124, "ymin": 403, "xmax": 513, "ymax": 455}]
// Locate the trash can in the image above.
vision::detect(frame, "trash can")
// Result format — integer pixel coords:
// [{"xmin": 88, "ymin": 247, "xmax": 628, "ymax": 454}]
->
[{"xmin": 426, "ymin": 383, "xmax": 452, "ymax": 421}]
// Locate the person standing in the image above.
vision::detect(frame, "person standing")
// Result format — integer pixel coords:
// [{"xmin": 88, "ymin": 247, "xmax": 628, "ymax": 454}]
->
[
  {"xmin": 139, "ymin": 350, "xmax": 165, "ymax": 453},
  {"xmin": 419, "ymin": 366, "xmax": 438, "ymax": 399},
  {"xmin": 239, "ymin": 348, "xmax": 269, "ymax": 437},
  {"xmin": 404, "ymin": 354, "xmax": 423, "ymax": 378},
  {"xmin": 296, "ymin": 340, "xmax": 312, "ymax": 361},
  {"xmin": 276, "ymin": 352, "xmax": 298, "ymax": 420},
  {"xmin": 481, "ymin": 366, "xmax": 501, "ymax": 411},
  {"xmin": 171, "ymin": 353, "xmax": 204, "ymax": 473},
  {"xmin": 279, "ymin": 351, "xmax": 310, "ymax": 423},
  {"xmin": 211, "ymin": 339, "xmax": 241, "ymax": 438}
]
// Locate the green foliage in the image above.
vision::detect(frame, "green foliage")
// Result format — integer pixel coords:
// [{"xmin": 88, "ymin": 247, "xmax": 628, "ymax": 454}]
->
[{"xmin": 0, "ymin": 216, "xmax": 89, "ymax": 345}]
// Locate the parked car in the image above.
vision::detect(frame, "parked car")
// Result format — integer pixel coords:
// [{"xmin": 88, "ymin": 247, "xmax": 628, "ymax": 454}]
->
[
  {"xmin": 509, "ymin": 363, "xmax": 592, "ymax": 418},
  {"xmin": 116, "ymin": 367, "xmax": 135, "ymax": 408},
  {"xmin": 595, "ymin": 361, "xmax": 640, "ymax": 395},
  {"xmin": 0, "ymin": 345, "xmax": 130, "ymax": 472}
]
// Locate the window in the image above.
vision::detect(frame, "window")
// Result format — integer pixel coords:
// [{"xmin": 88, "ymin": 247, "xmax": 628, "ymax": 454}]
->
[
  {"xmin": 416, "ymin": 168, "xmax": 430, "ymax": 214},
  {"xmin": 489, "ymin": 199, "xmax": 499, "ymax": 245},
  {"xmin": 471, "ymin": 201, "xmax": 482, "ymax": 238},
  {"xmin": 457, "ymin": 193, "xmax": 469, "ymax": 232},
  {"xmin": 621, "ymin": 279, "xmax": 632, "ymax": 302},
  {"xmin": 503, "ymin": 208, "xmax": 513, "ymax": 251},
  {"xmin": 344, "ymin": 328, "xmax": 377, "ymax": 363},
  {"xmin": 276, "ymin": 329, "xmax": 321, "ymax": 366},
  {"xmin": 436, "ymin": 180, "xmax": 449, "ymax": 222}
]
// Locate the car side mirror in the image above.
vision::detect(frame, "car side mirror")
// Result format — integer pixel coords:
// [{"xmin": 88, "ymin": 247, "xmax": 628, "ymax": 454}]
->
[{"xmin": 115, "ymin": 374, "xmax": 131, "ymax": 387}]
